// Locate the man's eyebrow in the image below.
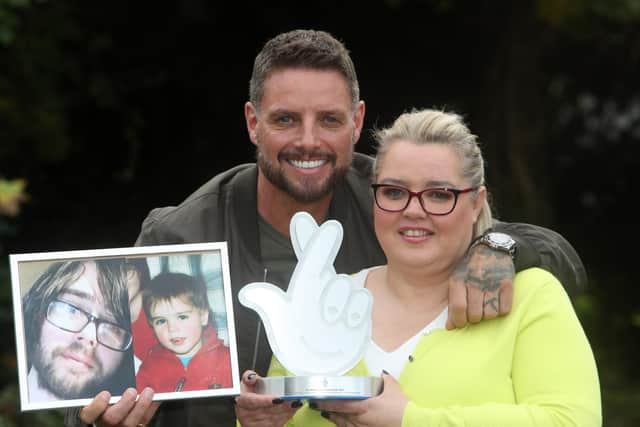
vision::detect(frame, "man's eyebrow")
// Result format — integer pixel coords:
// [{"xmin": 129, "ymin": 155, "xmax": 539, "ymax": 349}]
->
[
  {"xmin": 320, "ymin": 109, "xmax": 347, "ymax": 116},
  {"xmin": 265, "ymin": 108, "xmax": 347, "ymax": 117},
  {"xmin": 266, "ymin": 108, "xmax": 296, "ymax": 117},
  {"xmin": 58, "ymin": 288, "xmax": 96, "ymax": 302}
]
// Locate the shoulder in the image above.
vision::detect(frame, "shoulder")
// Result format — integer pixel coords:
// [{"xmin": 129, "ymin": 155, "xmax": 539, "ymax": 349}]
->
[
  {"xmin": 512, "ymin": 267, "xmax": 573, "ymax": 314},
  {"xmin": 350, "ymin": 266, "xmax": 383, "ymax": 287},
  {"xmin": 202, "ymin": 324, "xmax": 227, "ymax": 349},
  {"xmin": 515, "ymin": 267, "xmax": 559, "ymax": 285},
  {"xmin": 335, "ymin": 152, "xmax": 374, "ymax": 212},
  {"xmin": 197, "ymin": 337, "xmax": 231, "ymax": 366},
  {"xmin": 151, "ymin": 163, "xmax": 256, "ymax": 221},
  {"xmin": 352, "ymin": 152, "xmax": 374, "ymax": 170},
  {"xmin": 348, "ymin": 152, "xmax": 374, "ymax": 182},
  {"xmin": 136, "ymin": 164, "xmax": 257, "ymax": 244}
]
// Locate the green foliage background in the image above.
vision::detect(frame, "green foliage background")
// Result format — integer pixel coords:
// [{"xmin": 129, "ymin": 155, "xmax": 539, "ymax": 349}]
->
[{"xmin": 0, "ymin": 0, "xmax": 638, "ymax": 425}]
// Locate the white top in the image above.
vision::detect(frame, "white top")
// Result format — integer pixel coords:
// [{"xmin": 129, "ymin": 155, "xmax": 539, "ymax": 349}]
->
[
  {"xmin": 352, "ymin": 267, "xmax": 448, "ymax": 379},
  {"xmin": 27, "ymin": 367, "xmax": 58, "ymax": 403}
]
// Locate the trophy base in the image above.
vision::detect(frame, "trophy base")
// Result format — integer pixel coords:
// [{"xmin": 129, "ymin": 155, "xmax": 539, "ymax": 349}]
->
[{"xmin": 255, "ymin": 376, "xmax": 382, "ymax": 400}]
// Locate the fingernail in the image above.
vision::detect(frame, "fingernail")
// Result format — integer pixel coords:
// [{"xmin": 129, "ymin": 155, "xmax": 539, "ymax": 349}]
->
[
  {"xmin": 290, "ymin": 400, "xmax": 303, "ymax": 408},
  {"xmin": 247, "ymin": 373, "xmax": 257, "ymax": 380},
  {"xmin": 141, "ymin": 387, "xmax": 154, "ymax": 399},
  {"xmin": 272, "ymin": 398, "xmax": 284, "ymax": 404},
  {"xmin": 309, "ymin": 401, "xmax": 318, "ymax": 410},
  {"xmin": 321, "ymin": 411, "xmax": 331, "ymax": 419},
  {"xmin": 124, "ymin": 388, "xmax": 138, "ymax": 399},
  {"xmin": 97, "ymin": 390, "xmax": 111, "ymax": 401}
]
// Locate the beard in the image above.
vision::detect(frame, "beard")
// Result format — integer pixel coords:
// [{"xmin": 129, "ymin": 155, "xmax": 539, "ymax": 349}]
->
[
  {"xmin": 256, "ymin": 141, "xmax": 352, "ymax": 204},
  {"xmin": 31, "ymin": 340, "xmax": 109, "ymax": 399}
]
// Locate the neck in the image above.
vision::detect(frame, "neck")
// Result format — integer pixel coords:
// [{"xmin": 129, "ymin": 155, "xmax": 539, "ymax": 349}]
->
[
  {"xmin": 256, "ymin": 170, "xmax": 333, "ymax": 238},
  {"xmin": 379, "ymin": 263, "xmax": 449, "ymax": 310},
  {"xmin": 368, "ymin": 265, "xmax": 449, "ymax": 352}
]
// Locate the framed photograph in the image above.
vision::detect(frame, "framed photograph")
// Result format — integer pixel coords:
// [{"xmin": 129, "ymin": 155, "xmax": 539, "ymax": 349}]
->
[{"xmin": 10, "ymin": 242, "xmax": 240, "ymax": 411}]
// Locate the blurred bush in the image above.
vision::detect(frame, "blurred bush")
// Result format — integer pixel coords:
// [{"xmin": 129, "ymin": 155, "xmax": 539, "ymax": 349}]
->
[{"xmin": 0, "ymin": 179, "xmax": 63, "ymax": 425}]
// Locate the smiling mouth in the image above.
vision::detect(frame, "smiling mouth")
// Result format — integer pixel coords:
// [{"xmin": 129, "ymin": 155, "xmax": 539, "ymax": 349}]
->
[
  {"xmin": 288, "ymin": 159, "xmax": 328, "ymax": 169},
  {"xmin": 400, "ymin": 229, "xmax": 432, "ymax": 237}
]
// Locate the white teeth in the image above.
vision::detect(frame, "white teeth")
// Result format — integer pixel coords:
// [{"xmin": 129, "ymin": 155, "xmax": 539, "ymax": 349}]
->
[
  {"xmin": 289, "ymin": 159, "xmax": 327, "ymax": 169},
  {"xmin": 401, "ymin": 229, "xmax": 428, "ymax": 237}
]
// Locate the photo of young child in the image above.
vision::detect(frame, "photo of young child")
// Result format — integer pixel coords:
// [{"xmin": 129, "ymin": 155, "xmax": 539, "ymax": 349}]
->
[{"xmin": 135, "ymin": 271, "xmax": 232, "ymax": 393}]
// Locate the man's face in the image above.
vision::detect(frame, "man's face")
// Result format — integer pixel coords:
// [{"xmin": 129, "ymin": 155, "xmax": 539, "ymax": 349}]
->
[
  {"xmin": 246, "ymin": 68, "xmax": 365, "ymax": 203},
  {"xmin": 32, "ymin": 262, "xmax": 125, "ymax": 399}
]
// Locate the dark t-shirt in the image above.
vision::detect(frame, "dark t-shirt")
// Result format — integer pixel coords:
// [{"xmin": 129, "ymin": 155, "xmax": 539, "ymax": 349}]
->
[{"xmin": 257, "ymin": 214, "xmax": 297, "ymax": 289}]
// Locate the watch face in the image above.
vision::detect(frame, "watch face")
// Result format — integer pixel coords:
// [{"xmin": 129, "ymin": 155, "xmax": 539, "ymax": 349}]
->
[
  {"xmin": 477, "ymin": 232, "xmax": 515, "ymax": 257},
  {"xmin": 489, "ymin": 232, "xmax": 513, "ymax": 246}
]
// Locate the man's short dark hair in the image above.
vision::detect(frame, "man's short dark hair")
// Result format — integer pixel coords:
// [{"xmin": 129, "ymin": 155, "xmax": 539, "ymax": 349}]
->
[{"xmin": 249, "ymin": 29, "xmax": 360, "ymax": 113}]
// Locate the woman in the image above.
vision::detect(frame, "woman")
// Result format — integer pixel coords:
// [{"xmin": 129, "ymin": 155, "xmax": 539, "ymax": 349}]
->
[{"xmin": 236, "ymin": 108, "xmax": 601, "ymax": 426}]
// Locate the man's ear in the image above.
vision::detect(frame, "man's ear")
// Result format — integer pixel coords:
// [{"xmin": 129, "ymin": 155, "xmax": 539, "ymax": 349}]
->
[
  {"xmin": 245, "ymin": 102, "xmax": 259, "ymax": 146},
  {"xmin": 352, "ymin": 100, "xmax": 365, "ymax": 145}
]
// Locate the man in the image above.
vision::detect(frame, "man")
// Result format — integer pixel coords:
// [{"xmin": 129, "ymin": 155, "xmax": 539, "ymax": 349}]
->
[
  {"xmin": 23, "ymin": 259, "xmax": 135, "ymax": 403},
  {"xmin": 72, "ymin": 29, "xmax": 586, "ymax": 427}
]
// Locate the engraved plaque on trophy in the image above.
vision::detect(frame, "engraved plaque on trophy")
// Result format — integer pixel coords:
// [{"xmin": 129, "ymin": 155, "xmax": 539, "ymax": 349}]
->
[{"xmin": 238, "ymin": 212, "xmax": 381, "ymax": 399}]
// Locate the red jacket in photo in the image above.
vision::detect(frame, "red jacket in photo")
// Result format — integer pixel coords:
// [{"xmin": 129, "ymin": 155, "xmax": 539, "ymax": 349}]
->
[
  {"xmin": 131, "ymin": 307, "xmax": 158, "ymax": 362},
  {"xmin": 135, "ymin": 324, "xmax": 232, "ymax": 393}
]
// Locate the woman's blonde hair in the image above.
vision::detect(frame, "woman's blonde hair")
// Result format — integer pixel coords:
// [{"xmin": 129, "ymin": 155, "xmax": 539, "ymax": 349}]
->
[{"xmin": 373, "ymin": 108, "xmax": 493, "ymax": 237}]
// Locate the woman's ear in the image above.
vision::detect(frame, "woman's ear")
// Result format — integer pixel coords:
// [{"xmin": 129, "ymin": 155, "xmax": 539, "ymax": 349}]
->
[{"xmin": 473, "ymin": 186, "xmax": 487, "ymax": 222}]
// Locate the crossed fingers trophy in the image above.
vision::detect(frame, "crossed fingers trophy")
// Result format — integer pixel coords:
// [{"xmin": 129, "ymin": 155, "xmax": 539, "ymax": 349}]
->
[{"xmin": 239, "ymin": 212, "xmax": 381, "ymax": 399}]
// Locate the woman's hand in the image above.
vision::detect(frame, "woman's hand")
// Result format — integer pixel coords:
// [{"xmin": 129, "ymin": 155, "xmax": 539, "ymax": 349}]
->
[
  {"xmin": 312, "ymin": 373, "xmax": 407, "ymax": 427},
  {"xmin": 234, "ymin": 370, "xmax": 301, "ymax": 427}
]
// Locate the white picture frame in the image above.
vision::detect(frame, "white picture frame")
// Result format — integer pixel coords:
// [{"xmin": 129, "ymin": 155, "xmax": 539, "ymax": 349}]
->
[{"xmin": 10, "ymin": 242, "xmax": 240, "ymax": 411}]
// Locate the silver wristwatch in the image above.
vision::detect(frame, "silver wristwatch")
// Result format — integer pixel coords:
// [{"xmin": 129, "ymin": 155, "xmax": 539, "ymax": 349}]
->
[{"xmin": 473, "ymin": 231, "xmax": 516, "ymax": 259}]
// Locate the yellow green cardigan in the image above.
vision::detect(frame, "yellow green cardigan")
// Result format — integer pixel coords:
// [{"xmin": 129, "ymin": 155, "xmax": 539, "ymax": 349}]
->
[{"xmin": 266, "ymin": 267, "xmax": 601, "ymax": 426}]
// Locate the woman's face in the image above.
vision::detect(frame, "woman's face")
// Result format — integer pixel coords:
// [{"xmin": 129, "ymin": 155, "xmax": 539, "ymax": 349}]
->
[{"xmin": 373, "ymin": 140, "xmax": 485, "ymax": 273}]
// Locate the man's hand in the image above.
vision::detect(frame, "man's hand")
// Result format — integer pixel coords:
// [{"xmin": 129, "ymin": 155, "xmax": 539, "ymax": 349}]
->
[
  {"xmin": 446, "ymin": 244, "xmax": 514, "ymax": 329},
  {"xmin": 78, "ymin": 387, "xmax": 160, "ymax": 427},
  {"xmin": 234, "ymin": 371, "xmax": 301, "ymax": 427}
]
